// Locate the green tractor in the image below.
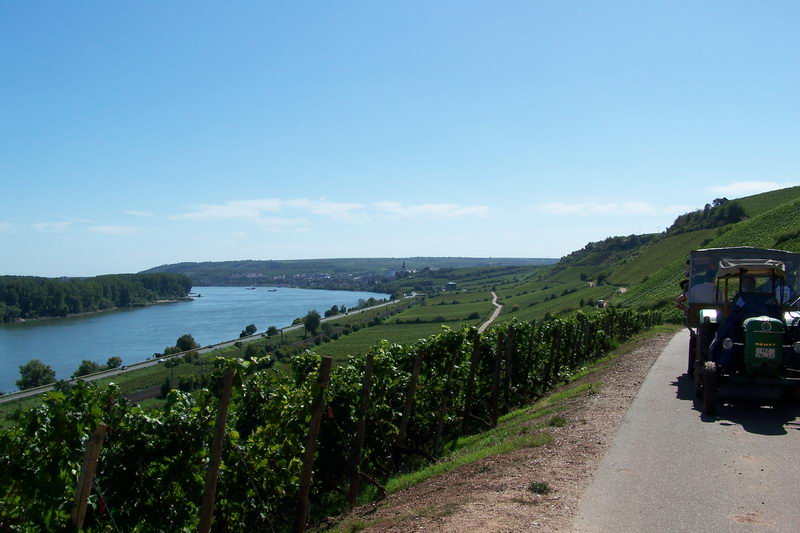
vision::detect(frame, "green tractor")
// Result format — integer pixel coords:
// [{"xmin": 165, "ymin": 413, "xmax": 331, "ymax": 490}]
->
[{"xmin": 683, "ymin": 247, "xmax": 800, "ymax": 415}]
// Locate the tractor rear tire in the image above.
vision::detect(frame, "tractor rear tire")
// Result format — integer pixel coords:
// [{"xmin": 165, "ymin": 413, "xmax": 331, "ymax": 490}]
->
[
  {"xmin": 702, "ymin": 361, "xmax": 717, "ymax": 416},
  {"xmin": 693, "ymin": 360, "xmax": 704, "ymax": 398},
  {"xmin": 688, "ymin": 331, "xmax": 697, "ymax": 375},
  {"xmin": 780, "ymin": 386, "xmax": 800, "ymax": 405}
]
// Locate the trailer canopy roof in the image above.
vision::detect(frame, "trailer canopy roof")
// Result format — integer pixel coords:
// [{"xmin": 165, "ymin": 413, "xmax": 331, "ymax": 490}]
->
[{"xmin": 717, "ymin": 258, "xmax": 785, "ymax": 278}]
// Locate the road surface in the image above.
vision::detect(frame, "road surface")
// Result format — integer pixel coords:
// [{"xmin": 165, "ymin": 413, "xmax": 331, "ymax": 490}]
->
[{"xmin": 574, "ymin": 329, "xmax": 800, "ymax": 532}]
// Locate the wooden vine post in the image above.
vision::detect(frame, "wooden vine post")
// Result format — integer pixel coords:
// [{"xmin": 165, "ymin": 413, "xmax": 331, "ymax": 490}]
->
[
  {"xmin": 347, "ymin": 352, "xmax": 375, "ymax": 509},
  {"xmin": 71, "ymin": 423, "xmax": 107, "ymax": 529},
  {"xmin": 490, "ymin": 331, "xmax": 503, "ymax": 427},
  {"xmin": 433, "ymin": 346, "xmax": 458, "ymax": 456},
  {"xmin": 294, "ymin": 356, "xmax": 333, "ymax": 533},
  {"xmin": 579, "ymin": 318, "xmax": 589, "ymax": 364},
  {"xmin": 565, "ymin": 322, "xmax": 575, "ymax": 367},
  {"xmin": 199, "ymin": 367, "xmax": 235, "ymax": 533},
  {"xmin": 503, "ymin": 326, "xmax": 514, "ymax": 410},
  {"xmin": 553, "ymin": 328, "xmax": 563, "ymax": 381},
  {"xmin": 544, "ymin": 327, "xmax": 556, "ymax": 383},
  {"xmin": 528, "ymin": 319, "xmax": 539, "ymax": 391},
  {"xmin": 460, "ymin": 335, "xmax": 481, "ymax": 435},
  {"xmin": 396, "ymin": 347, "xmax": 423, "ymax": 450}
]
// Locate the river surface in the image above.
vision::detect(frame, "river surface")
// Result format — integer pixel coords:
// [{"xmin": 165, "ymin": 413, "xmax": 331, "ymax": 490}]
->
[{"xmin": 0, "ymin": 286, "xmax": 388, "ymax": 392}]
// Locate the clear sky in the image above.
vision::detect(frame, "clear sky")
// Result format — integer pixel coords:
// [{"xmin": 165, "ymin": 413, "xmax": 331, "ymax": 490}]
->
[{"xmin": 2, "ymin": 1, "xmax": 799, "ymax": 277}]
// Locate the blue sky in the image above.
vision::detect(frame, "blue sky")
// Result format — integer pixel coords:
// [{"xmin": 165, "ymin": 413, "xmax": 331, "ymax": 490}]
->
[{"xmin": 2, "ymin": 1, "xmax": 799, "ymax": 277}]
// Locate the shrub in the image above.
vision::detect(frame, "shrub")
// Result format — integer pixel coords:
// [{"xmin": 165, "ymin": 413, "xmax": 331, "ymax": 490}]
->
[{"xmin": 528, "ymin": 481, "xmax": 551, "ymax": 495}]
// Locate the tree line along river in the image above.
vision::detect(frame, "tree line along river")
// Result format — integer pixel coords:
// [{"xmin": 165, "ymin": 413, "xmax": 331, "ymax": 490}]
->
[{"xmin": 0, "ymin": 286, "xmax": 389, "ymax": 393}]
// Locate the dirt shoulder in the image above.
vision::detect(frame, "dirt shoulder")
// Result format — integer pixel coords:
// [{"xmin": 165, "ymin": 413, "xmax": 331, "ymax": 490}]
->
[{"xmin": 338, "ymin": 328, "xmax": 678, "ymax": 533}]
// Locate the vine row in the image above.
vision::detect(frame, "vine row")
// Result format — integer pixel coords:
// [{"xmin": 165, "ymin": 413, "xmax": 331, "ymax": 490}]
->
[{"xmin": 0, "ymin": 308, "xmax": 661, "ymax": 531}]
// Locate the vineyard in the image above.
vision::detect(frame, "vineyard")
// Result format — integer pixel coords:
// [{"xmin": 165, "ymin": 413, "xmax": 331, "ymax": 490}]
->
[{"xmin": 0, "ymin": 308, "xmax": 661, "ymax": 532}]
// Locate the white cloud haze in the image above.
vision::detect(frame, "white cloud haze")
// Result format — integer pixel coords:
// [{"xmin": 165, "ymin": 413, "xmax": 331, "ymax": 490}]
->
[
  {"xmin": 32, "ymin": 221, "xmax": 72, "ymax": 233},
  {"xmin": 706, "ymin": 181, "xmax": 800, "ymax": 197},
  {"xmin": 89, "ymin": 225, "xmax": 143, "ymax": 235},
  {"xmin": 124, "ymin": 210, "xmax": 158, "ymax": 218},
  {"xmin": 539, "ymin": 201, "xmax": 694, "ymax": 217},
  {"xmin": 373, "ymin": 202, "xmax": 490, "ymax": 219},
  {"xmin": 174, "ymin": 198, "xmax": 489, "ymax": 225}
]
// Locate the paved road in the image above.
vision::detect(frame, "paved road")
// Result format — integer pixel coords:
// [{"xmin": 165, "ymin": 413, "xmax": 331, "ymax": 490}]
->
[{"xmin": 574, "ymin": 329, "xmax": 800, "ymax": 532}]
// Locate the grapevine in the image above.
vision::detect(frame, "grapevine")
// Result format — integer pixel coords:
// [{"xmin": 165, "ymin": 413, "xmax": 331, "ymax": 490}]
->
[{"xmin": 0, "ymin": 308, "xmax": 661, "ymax": 531}]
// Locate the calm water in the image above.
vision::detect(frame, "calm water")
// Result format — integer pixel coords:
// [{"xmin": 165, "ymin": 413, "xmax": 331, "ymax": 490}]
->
[{"xmin": 0, "ymin": 286, "xmax": 388, "ymax": 392}]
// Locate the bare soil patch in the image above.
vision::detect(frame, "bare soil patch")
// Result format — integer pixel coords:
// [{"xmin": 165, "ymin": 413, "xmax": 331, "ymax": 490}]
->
[{"xmin": 340, "ymin": 330, "xmax": 676, "ymax": 533}]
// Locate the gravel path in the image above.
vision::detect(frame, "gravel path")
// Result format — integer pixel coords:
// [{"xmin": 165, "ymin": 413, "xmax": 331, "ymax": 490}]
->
[{"xmin": 478, "ymin": 292, "xmax": 502, "ymax": 334}]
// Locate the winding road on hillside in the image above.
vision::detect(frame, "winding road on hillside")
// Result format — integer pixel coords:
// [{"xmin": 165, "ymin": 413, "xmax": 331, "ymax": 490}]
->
[
  {"xmin": 574, "ymin": 329, "xmax": 800, "ymax": 532},
  {"xmin": 479, "ymin": 291, "xmax": 502, "ymax": 333}
]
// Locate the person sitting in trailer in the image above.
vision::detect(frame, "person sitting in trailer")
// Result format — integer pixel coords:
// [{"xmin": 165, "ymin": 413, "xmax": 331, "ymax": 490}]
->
[{"xmin": 688, "ymin": 270, "xmax": 721, "ymax": 304}]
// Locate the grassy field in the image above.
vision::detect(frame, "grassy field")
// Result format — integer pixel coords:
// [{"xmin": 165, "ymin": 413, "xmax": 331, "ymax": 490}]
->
[
  {"xmin": 392, "ymin": 300, "xmax": 491, "ymax": 322},
  {"xmin": 498, "ymin": 285, "xmax": 618, "ymax": 323},
  {"xmin": 317, "ymin": 322, "xmax": 477, "ymax": 359}
]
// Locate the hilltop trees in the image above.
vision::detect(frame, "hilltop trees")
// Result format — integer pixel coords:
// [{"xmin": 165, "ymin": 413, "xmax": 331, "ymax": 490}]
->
[
  {"xmin": 17, "ymin": 359, "xmax": 56, "ymax": 390},
  {"xmin": 666, "ymin": 198, "xmax": 746, "ymax": 235}
]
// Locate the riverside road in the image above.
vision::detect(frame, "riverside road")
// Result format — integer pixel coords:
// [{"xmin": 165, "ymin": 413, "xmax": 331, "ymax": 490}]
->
[{"xmin": 0, "ymin": 295, "xmax": 411, "ymax": 404}]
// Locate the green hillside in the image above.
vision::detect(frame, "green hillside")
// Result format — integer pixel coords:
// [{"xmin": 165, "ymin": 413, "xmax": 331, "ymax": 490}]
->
[
  {"xmin": 141, "ymin": 257, "xmax": 556, "ymax": 290},
  {"xmin": 617, "ymin": 192, "xmax": 800, "ymax": 311},
  {"xmin": 314, "ymin": 186, "xmax": 800, "ymax": 360},
  {"xmin": 736, "ymin": 186, "xmax": 800, "ymax": 217},
  {"xmin": 607, "ymin": 229, "xmax": 718, "ymax": 286}
]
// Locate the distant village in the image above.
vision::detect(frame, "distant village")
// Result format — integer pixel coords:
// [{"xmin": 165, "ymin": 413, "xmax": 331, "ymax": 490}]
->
[{"xmin": 226, "ymin": 261, "xmax": 460, "ymax": 293}]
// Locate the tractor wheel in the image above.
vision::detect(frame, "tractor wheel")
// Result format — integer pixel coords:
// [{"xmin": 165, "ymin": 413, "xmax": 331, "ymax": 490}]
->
[
  {"xmin": 702, "ymin": 362, "xmax": 718, "ymax": 416},
  {"xmin": 780, "ymin": 386, "xmax": 800, "ymax": 405},
  {"xmin": 687, "ymin": 331, "xmax": 697, "ymax": 375},
  {"xmin": 693, "ymin": 360, "xmax": 704, "ymax": 398},
  {"xmin": 697, "ymin": 323, "xmax": 715, "ymax": 362}
]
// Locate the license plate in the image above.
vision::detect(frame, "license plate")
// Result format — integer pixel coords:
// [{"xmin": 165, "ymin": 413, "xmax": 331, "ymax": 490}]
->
[{"xmin": 755, "ymin": 347, "xmax": 776, "ymax": 359}]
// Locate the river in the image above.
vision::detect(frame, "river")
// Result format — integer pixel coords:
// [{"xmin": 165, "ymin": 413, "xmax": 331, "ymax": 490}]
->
[{"xmin": 0, "ymin": 286, "xmax": 389, "ymax": 393}]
